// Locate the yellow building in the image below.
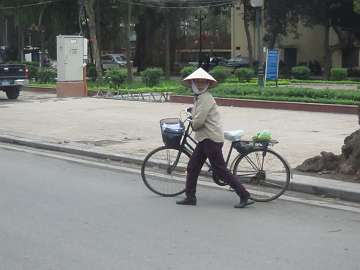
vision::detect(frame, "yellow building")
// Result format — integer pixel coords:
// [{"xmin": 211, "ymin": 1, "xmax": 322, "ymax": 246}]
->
[{"xmin": 230, "ymin": 4, "xmax": 360, "ymax": 70}]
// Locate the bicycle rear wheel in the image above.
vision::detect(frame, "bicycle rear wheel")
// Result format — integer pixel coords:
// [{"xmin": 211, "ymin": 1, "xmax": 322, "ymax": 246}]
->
[
  {"xmin": 141, "ymin": 146, "xmax": 190, "ymax": 197},
  {"xmin": 233, "ymin": 148, "xmax": 290, "ymax": 202}
]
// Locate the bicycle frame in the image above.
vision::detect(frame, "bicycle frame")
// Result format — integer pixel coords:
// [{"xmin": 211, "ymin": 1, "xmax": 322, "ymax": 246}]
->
[
  {"xmin": 178, "ymin": 120, "xmax": 238, "ymax": 171},
  {"xmin": 142, "ymin": 114, "xmax": 293, "ymax": 201},
  {"xmin": 178, "ymin": 119, "xmax": 293, "ymax": 179}
]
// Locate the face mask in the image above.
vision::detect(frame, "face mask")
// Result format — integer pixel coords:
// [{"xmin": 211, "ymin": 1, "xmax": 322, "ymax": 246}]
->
[{"xmin": 191, "ymin": 80, "xmax": 209, "ymax": 95}]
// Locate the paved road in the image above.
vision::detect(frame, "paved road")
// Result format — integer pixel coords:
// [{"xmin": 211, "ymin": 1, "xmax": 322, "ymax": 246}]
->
[{"xmin": 1, "ymin": 148, "xmax": 360, "ymax": 270}]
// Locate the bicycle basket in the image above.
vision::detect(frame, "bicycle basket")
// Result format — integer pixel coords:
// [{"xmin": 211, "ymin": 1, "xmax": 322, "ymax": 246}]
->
[{"xmin": 160, "ymin": 118, "xmax": 185, "ymax": 147}]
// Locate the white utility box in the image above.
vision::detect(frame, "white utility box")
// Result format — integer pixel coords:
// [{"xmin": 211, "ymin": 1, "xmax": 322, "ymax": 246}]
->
[{"xmin": 57, "ymin": 35, "xmax": 87, "ymax": 81}]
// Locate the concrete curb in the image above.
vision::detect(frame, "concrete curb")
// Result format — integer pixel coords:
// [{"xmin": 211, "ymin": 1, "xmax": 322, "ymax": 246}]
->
[
  {"xmin": 0, "ymin": 135, "xmax": 144, "ymax": 166},
  {"xmin": 22, "ymin": 86, "xmax": 57, "ymax": 94},
  {"xmin": 1, "ymin": 134, "xmax": 359, "ymax": 203},
  {"xmin": 170, "ymin": 95, "xmax": 358, "ymax": 115}
]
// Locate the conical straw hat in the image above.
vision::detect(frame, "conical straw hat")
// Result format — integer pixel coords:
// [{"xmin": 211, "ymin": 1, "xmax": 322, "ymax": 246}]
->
[{"xmin": 183, "ymin": 67, "xmax": 217, "ymax": 88}]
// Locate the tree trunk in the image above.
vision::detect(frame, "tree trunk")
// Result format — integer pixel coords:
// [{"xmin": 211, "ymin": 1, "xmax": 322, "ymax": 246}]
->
[
  {"xmin": 169, "ymin": 19, "xmax": 177, "ymax": 74},
  {"xmin": 243, "ymin": 0, "xmax": 254, "ymax": 67},
  {"xmin": 126, "ymin": 0, "xmax": 133, "ymax": 82},
  {"xmin": 84, "ymin": 0, "xmax": 102, "ymax": 78},
  {"xmin": 323, "ymin": 21, "xmax": 332, "ymax": 80},
  {"xmin": 297, "ymin": 125, "xmax": 360, "ymax": 180},
  {"xmin": 134, "ymin": 8, "xmax": 162, "ymax": 71},
  {"xmin": 38, "ymin": 5, "xmax": 46, "ymax": 67},
  {"xmin": 95, "ymin": 0, "xmax": 101, "ymax": 54},
  {"xmin": 15, "ymin": 7, "xmax": 24, "ymax": 62},
  {"xmin": 164, "ymin": 9, "xmax": 171, "ymax": 79},
  {"xmin": 18, "ymin": 25, "xmax": 24, "ymax": 62},
  {"xmin": 134, "ymin": 15, "xmax": 146, "ymax": 72},
  {"xmin": 78, "ymin": 0, "xmax": 85, "ymax": 35}
]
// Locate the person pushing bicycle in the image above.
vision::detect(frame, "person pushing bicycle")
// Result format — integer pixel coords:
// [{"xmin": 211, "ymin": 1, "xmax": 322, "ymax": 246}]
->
[{"xmin": 176, "ymin": 67, "xmax": 255, "ymax": 208}]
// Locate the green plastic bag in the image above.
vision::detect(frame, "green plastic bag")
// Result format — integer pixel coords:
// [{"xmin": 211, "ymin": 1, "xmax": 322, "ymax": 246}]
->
[{"xmin": 253, "ymin": 130, "xmax": 272, "ymax": 142}]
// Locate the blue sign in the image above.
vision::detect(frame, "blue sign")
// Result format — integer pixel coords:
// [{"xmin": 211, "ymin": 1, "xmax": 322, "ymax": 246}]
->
[{"xmin": 265, "ymin": 49, "xmax": 280, "ymax": 82}]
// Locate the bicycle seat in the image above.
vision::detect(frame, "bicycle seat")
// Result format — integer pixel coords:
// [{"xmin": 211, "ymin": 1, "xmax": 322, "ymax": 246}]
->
[{"xmin": 224, "ymin": 130, "xmax": 244, "ymax": 142}]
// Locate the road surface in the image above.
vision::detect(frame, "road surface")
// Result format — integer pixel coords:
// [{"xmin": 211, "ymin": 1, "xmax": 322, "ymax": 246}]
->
[{"xmin": 0, "ymin": 147, "xmax": 359, "ymax": 270}]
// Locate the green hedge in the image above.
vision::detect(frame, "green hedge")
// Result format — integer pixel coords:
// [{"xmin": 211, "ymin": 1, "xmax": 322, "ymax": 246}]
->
[
  {"xmin": 289, "ymin": 79, "xmax": 360, "ymax": 84},
  {"xmin": 141, "ymin": 68, "xmax": 163, "ymax": 87},
  {"xmin": 87, "ymin": 64, "xmax": 97, "ymax": 81},
  {"xmin": 105, "ymin": 68, "xmax": 127, "ymax": 89},
  {"xmin": 291, "ymin": 66, "xmax": 311, "ymax": 80},
  {"xmin": 209, "ymin": 66, "xmax": 229, "ymax": 83},
  {"xmin": 175, "ymin": 84, "xmax": 360, "ymax": 105},
  {"xmin": 234, "ymin": 68, "xmax": 255, "ymax": 82},
  {"xmin": 180, "ymin": 66, "xmax": 196, "ymax": 78},
  {"xmin": 38, "ymin": 68, "xmax": 57, "ymax": 83},
  {"xmin": 330, "ymin": 68, "xmax": 348, "ymax": 81}
]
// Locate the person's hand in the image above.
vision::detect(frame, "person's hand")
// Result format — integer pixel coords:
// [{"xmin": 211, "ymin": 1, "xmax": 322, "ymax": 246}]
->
[{"xmin": 186, "ymin": 107, "xmax": 193, "ymax": 113}]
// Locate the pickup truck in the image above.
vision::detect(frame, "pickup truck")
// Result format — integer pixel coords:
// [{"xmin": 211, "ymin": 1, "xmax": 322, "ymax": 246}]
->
[{"xmin": 0, "ymin": 64, "xmax": 29, "ymax": 99}]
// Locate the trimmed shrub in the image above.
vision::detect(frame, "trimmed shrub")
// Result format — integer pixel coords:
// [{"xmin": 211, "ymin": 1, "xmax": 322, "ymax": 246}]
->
[
  {"xmin": 86, "ymin": 63, "xmax": 97, "ymax": 81},
  {"xmin": 291, "ymin": 66, "xmax": 311, "ymax": 80},
  {"xmin": 25, "ymin": 62, "xmax": 39, "ymax": 81},
  {"xmin": 234, "ymin": 68, "xmax": 255, "ymax": 82},
  {"xmin": 180, "ymin": 66, "xmax": 196, "ymax": 78},
  {"xmin": 105, "ymin": 68, "xmax": 127, "ymax": 89},
  {"xmin": 348, "ymin": 68, "xmax": 360, "ymax": 78},
  {"xmin": 141, "ymin": 68, "xmax": 163, "ymax": 87},
  {"xmin": 37, "ymin": 68, "xmax": 57, "ymax": 83},
  {"xmin": 209, "ymin": 66, "xmax": 229, "ymax": 83},
  {"xmin": 330, "ymin": 68, "xmax": 348, "ymax": 81}
]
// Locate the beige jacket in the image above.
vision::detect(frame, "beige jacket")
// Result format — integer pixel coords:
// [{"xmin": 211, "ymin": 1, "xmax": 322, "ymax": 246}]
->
[{"xmin": 191, "ymin": 91, "xmax": 224, "ymax": 143}]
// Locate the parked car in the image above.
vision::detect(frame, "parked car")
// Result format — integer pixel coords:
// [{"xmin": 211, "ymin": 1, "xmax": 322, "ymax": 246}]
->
[
  {"xmin": 224, "ymin": 55, "xmax": 250, "ymax": 68},
  {"xmin": 0, "ymin": 63, "xmax": 28, "ymax": 99},
  {"xmin": 209, "ymin": 56, "xmax": 228, "ymax": 68},
  {"xmin": 101, "ymin": 54, "xmax": 128, "ymax": 70},
  {"xmin": 185, "ymin": 57, "xmax": 228, "ymax": 70}
]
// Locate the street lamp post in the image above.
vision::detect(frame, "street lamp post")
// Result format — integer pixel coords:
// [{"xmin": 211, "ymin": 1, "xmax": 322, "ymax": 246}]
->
[
  {"xmin": 250, "ymin": 0, "xmax": 264, "ymax": 94},
  {"xmin": 195, "ymin": 11, "xmax": 206, "ymax": 67}
]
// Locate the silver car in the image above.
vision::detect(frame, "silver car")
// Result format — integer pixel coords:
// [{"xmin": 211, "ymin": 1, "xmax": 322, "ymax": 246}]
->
[{"xmin": 101, "ymin": 54, "xmax": 127, "ymax": 69}]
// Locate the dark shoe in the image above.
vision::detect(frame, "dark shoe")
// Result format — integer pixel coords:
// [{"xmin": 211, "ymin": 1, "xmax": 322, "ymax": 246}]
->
[
  {"xmin": 176, "ymin": 197, "xmax": 197, "ymax": 206},
  {"xmin": 234, "ymin": 194, "xmax": 255, "ymax": 208}
]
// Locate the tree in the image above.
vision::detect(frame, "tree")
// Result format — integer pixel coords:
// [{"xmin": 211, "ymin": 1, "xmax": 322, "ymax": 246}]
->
[
  {"xmin": 298, "ymin": 0, "xmax": 360, "ymax": 78},
  {"xmin": 242, "ymin": 0, "xmax": 255, "ymax": 67},
  {"xmin": 263, "ymin": 0, "xmax": 305, "ymax": 48},
  {"xmin": 354, "ymin": 0, "xmax": 360, "ymax": 14},
  {"xmin": 84, "ymin": 0, "xmax": 102, "ymax": 78}
]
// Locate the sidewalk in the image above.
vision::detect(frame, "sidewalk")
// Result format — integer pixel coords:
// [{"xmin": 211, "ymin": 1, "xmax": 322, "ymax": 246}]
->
[{"xmin": 0, "ymin": 92, "xmax": 359, "ymax": 202}]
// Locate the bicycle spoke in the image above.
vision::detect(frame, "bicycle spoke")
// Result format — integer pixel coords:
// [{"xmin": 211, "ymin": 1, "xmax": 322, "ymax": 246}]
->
[
  {"xmin": 233, "ymin": 148, "xmax": 290, "ymax": 202},
  {"xmin": 142, "ymin": 147, "xmax": 189, "ymax": 197},
  {"xmin": 255, "ymin": 152, "xmax": 262, "ymax": 169},
  {"xmin": 244, "ymin": 155, "xmax": 260, "ymax": 171}
]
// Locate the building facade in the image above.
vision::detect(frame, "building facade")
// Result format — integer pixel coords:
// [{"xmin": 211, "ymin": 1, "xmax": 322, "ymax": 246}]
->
[{"xmin": 230, "ymin": 4, "xmax": 360, "ymax": 70}]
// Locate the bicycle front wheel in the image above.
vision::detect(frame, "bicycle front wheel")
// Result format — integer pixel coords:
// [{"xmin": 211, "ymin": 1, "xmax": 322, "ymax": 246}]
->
[
  {"xmin": 141, "ymin": 146, "xmax": 191, "ymax": 197},
  {"xmin": 233, "ymin": 148, "xmax": 290, "ymax": 202}
]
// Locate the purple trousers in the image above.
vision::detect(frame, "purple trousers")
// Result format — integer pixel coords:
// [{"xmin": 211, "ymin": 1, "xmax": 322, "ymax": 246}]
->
[{"xmin": 185, "ymin": 139, "xmax": 249, "ymax": 199}]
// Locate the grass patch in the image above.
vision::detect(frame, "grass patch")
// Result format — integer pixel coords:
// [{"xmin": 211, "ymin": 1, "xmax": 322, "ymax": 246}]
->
[
  {"xmin": 29, "ymin": 79, "xmax": 360, "ymax": 105},
  {"xmin": 175, "ymin": 84, "xmax": 360, "ymax": 105},
  {"xmin": 289, "ymin": 79, "xmax": 360, "ymax": 84}
]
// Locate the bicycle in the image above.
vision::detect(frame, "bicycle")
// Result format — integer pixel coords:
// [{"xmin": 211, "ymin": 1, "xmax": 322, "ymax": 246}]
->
[{"xmin": 141, "ymin": 110, "xmax": 292, "ymax": 202}]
